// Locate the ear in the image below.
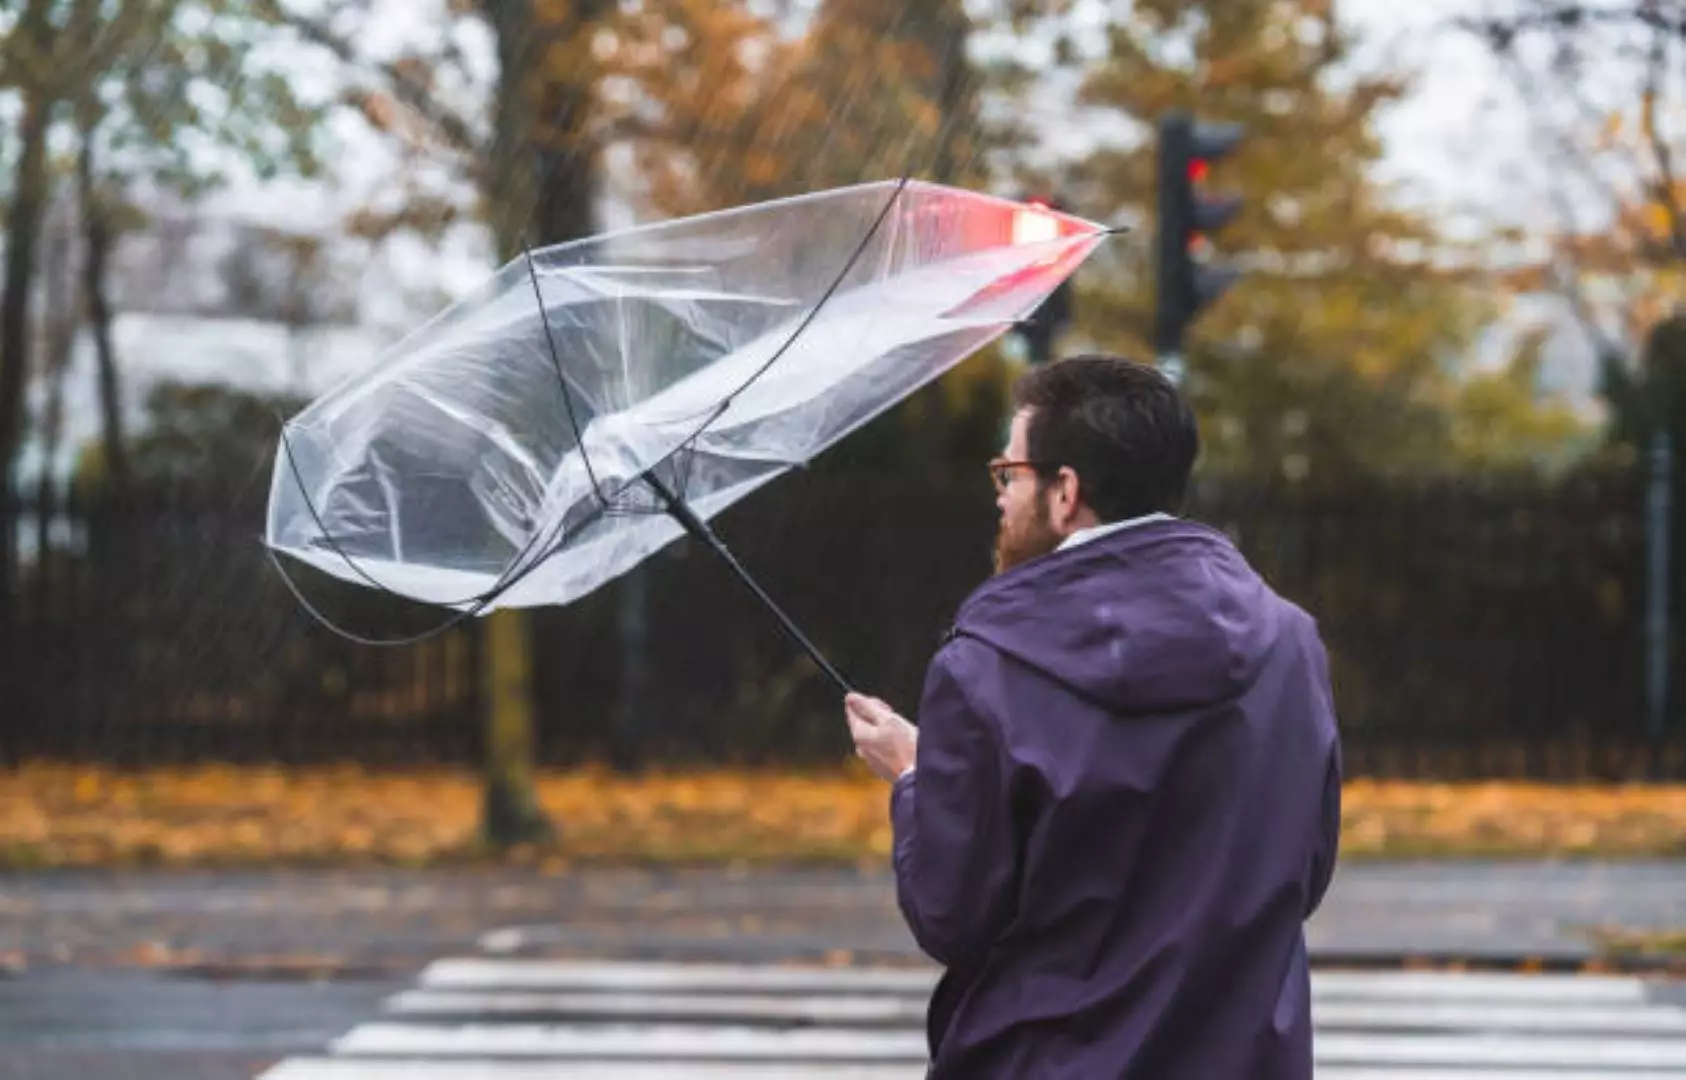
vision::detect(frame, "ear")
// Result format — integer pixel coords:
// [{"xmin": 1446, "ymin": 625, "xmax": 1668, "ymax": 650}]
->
[{"xmin": 1052, "ymin": 465, "xmax": 1084, "ymax": 525}]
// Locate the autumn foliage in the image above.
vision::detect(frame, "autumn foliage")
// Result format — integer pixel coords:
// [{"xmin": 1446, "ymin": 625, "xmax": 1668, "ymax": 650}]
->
[
  {"xmin": 0, "ymin": 765, "xmax": 894, "ymax": 868},
  {"xmin": 3, "ymin": 765, "xmax": 1685, "ymax": 869}
]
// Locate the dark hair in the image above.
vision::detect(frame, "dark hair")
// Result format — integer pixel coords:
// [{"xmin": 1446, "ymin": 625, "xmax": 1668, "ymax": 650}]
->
[{"xmin": 1011, "ymin": 354, "xmax": 1199, "ymax": 521}]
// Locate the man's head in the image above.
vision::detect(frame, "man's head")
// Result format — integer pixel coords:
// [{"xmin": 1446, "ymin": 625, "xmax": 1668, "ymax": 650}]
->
[{"xmin": 991, "ymin": 355, "xmax": 1199, "ymax": 573}]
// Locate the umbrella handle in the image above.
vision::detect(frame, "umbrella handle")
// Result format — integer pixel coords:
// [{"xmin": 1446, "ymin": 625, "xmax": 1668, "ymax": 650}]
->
[{"xmin": 642, "ymin": 471, "xmax": 855, "ymax": 698}]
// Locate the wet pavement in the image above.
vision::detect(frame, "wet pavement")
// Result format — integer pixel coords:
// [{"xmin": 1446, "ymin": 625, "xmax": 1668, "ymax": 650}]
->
[
  {"xmin": 4, "ymin": 861, "xmax": 1685, "ymax": 971},
  {"xmin": 0, "ymin": 969, "xmax": 398, "ymax": 1080},
  {"xmin": 1308, "ymin": 860, "xmax": 1686, "ymax": 962},
  {"xmin": 0, "ymin": 866, "xmax": 912, "ymax": 973},
  {"xmin": 1, "ymin": 861, "xmax": 1683, "ymax": 1078}
]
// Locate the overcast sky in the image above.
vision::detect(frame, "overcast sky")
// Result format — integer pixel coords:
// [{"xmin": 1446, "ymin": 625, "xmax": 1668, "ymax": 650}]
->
[{"xmin": 1345, "ymin": 0, "xmax": 1558, "ymax": 223}]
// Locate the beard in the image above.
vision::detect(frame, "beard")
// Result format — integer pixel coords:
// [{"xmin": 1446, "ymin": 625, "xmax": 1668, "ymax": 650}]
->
[{"xmin": 992, "ymin": 495, "xmax": 1062, "ymax": 575}]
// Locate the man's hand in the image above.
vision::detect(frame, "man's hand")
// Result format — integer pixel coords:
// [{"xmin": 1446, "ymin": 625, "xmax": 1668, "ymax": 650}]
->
[{"xmin": 845, "ymin": 693, "xmax": 918, "ymax": 783}]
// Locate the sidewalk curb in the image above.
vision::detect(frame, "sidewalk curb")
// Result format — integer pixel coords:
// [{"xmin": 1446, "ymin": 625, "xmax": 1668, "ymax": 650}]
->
[{"xmin": 1310, "ymin": 950, "xmax": 1686, "ymax": 976}]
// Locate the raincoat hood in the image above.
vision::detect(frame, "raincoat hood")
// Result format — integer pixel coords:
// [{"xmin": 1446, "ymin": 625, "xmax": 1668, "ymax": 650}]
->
[{"xmin": 954, "ymin": 517, "xmax": 1284, "ymax": 714}]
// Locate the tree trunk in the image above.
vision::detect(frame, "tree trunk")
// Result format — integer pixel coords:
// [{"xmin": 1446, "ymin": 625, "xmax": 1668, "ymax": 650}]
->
[
  {"xmin": 481, "ymin": 601, "xmax": 553, "ymax": 845},
  {"xmin": 77, "ymin": 122, "xmax": 129, "ymax": 492},
  {"xmin": 529, "ymin": 15, "xmax": 604, "ymax": 249},
  {"xmin": 36, "ymin": 200, "xmax": 79, "ymax": 482},
  {"xmin": 926, "ymin": 0, "xmax": 975, "ymax": 184},
  {"xmin": 0, "ymin": 78, "xmax": 54, "ymax": 625},
  {"xmin": 484, "ymin": 0, "xmax": 607, "ymax": 253},
  {"xmin": 475, "ymin": 0, "xmax": 553, "ymax": 850},
  {"xmin": 485, "ymin": 0, "xmax": 541, "ymax": 258},
  {"xmin": 473, "ymin": 0, "xmax": 608, "ymax": 847},
  {"xmin": 34, "ymin": 207, "xmax": 76, "ymax": 582}
]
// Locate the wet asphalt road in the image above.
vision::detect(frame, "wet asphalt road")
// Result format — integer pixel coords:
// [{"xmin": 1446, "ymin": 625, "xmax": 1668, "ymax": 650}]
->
[
  {"xmin": 0, "ymin": 969, "xmax": 399, "ymax": 1080},
  {"xmin": 7, "ymin": 861, "xmax": 1686, "ymax": 971},
  {"xmin": 0, "ymin": 866, "xmax": 904, "ymax": 1080},
  {"xmin": 2, "ymin": 861, "xmax": 1684, "ymax": 1079},
  {"xmin": 1309, "ymin": 860, "xmax": 1686, "ymax": 961}
]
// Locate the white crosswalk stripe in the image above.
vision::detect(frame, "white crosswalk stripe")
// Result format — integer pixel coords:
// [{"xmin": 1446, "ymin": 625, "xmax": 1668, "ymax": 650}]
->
[{"xmin": 258, "ymin": 959, "xmax": 1686, "ymax": 1079}]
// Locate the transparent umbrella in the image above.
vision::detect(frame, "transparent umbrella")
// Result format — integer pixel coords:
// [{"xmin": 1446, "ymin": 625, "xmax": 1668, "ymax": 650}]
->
[{"xmin": 265, "ymin": 179, "xmax": 1113, "ymax": 691}]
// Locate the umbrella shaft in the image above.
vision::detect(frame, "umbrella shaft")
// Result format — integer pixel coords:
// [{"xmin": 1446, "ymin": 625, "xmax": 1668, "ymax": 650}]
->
[{"xmin": 642, "ymin": 473, "xmax": 854, "ymax": 697}]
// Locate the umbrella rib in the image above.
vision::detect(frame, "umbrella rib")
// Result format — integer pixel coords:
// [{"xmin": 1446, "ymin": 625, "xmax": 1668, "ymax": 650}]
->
[
  {"xmin": 670, "ymin": 177, "xmax": 913, "ymax": 450},
  {"xmin": 521, "ymin": 237, "xmax": 606, "ymax": 506},
  {"xmin": 260, "ymin": 495, "xmax": 615, "ymax": 649},
  {"xmin": 264, "ymin": 415, "xmax": 616, "ymax": 646},
  {"xmin": 517, "ymin": 185, "xmax": 910, "ymax": 697},
  {"xmin": 548, "ymin": 178, "xmax": 906, "ymax": 692}
]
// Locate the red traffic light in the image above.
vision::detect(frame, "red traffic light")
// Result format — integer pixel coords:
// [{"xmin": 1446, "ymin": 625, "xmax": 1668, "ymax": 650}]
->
[{"xmin": 1188, "ymin": 159, "xmax": 1210, "ymax": 183}]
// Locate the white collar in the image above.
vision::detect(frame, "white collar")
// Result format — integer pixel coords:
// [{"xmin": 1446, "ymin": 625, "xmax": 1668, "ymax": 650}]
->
[{"xmin": 1056, "ymin": 512, "xmax": 1174, "ymax": 552}]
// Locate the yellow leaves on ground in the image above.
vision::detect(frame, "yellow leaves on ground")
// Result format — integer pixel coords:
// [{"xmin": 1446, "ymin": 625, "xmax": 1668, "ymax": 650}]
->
[
  {"xmin": 0, "ymin": 764, "xmax": 895, "ymax": 869},
  {"xmin": 2, "ymin": 767, "xmax": 1684, "ymax": 868},
  {"xmin": 1340, "ymin": 779, "xmax": 1686, "ymax": 858}
]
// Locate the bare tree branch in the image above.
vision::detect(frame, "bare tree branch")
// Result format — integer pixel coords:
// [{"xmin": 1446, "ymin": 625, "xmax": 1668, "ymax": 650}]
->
[
  {"xmin": 58, "ymin": 0, "xmax": 153, "ymax": 85},
  {"xmin": 259, "ymin": 0, "xmax": 487, "ymax": 161},
  {"xmin": 1455, "ymin": 0, "xmax": 1686, "ymax": 360},
  {"xmin": 1492, "ymin": 40, "xmax": 1632, "ymax": 361},
  {"xmin": 1501, "ymin": 45, "xmax": 1631, "ymax": 235},
  {"xmin": 1455, "ymin": 2, "xmax": 1686, "ymax": 44}
]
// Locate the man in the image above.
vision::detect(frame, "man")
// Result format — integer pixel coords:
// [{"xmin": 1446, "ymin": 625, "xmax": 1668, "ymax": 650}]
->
[{"xmin": 846, "ymin": 355, "xmax": 1342, "ymax": 1079}]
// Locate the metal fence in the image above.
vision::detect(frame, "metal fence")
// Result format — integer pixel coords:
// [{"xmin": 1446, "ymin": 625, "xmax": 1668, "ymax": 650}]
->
[
  {"xmin": 2, "ymin": 464, "xmax": 1681, "ymax": 779},
  {"xmin": 0, "ymin": 478, "xmax": 481, "ymax": 765}
]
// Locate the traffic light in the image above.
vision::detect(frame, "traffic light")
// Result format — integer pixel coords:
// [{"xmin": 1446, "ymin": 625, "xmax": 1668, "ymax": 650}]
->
[
  {"xmin": 1154, "ymin": 111, "xmax": 1244, "ymax": 375},
  {"xmin": 1017, "ymin": 196, "xmax": 1074, "ymax": 366}
]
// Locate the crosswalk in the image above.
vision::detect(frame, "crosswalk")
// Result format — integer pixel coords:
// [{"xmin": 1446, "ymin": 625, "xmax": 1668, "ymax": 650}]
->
[{"xmin": 258, "ymin": 958, "xmax": 1686, "ymax": 1079}]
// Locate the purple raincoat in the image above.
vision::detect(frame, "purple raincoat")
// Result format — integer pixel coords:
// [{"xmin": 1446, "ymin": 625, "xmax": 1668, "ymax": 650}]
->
[{"xmin": 891, "ymin": 517, "xmax": 1342, "ymax": 1079}]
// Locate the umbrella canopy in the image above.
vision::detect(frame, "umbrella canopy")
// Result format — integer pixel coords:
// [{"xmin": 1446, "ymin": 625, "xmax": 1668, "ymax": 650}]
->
[{"xmin": 266, "ymin": 180, "xmax": 1109, "ymax": 613}]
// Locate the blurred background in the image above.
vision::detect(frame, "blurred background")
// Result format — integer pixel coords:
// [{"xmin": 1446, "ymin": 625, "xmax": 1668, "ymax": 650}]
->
[
  {"xmin": 9, "ymin": 2, "xmax": 1686, "ymax": 1078},
  {"xmin": 5, "ymin": 0, "xmax": 1682, "ymax": 793}
]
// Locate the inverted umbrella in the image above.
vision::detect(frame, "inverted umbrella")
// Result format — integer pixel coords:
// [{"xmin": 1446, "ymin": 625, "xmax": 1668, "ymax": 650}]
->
[{"xmin": 266, "ymin": 179, "xmax": 1113, "ymax": 692}]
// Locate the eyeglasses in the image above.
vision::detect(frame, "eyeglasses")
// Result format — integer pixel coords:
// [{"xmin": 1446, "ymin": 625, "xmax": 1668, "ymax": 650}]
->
[{"xmin": 988, "ymin": 458, "xmax": 1052, "ymax": 493}]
